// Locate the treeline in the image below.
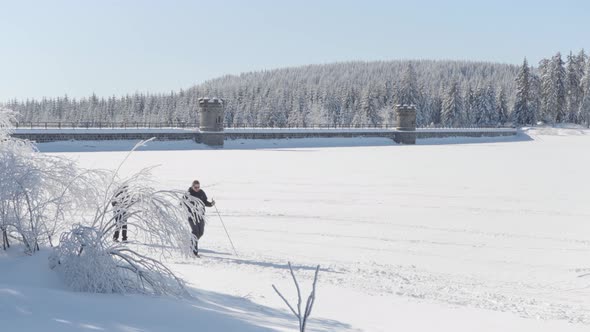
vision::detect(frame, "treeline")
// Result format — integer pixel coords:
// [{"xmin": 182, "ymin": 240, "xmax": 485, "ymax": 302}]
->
[{"xmin": 3, "ymin": 52, "xmax": 590, "ymax": 127}]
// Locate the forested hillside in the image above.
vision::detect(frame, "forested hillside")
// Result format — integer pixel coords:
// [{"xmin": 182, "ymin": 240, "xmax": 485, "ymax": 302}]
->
[{"xmin": 4, "ymin": 51, "xmax": 590, "ymax": 127}]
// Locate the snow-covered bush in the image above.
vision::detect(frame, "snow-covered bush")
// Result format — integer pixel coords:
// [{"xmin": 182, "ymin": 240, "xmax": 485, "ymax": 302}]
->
[
  {"xmin": 2, "ymin": 110, "xmax": 201, "ymax": 296},
  {"xmin": 0, "ymin": 109, "xmax": 102, "ymax": 252},
  {"xmin": 50, "ymin": 223, "xmax": 190, "ymax": 296},
  {"xmin": 0, "ymin": 108, "xmax": 17, "ymax": 137},
  {"xmin": 0, "ymin": 108, "xmax": 16, "ymax": 250},
  {"xmin": 50, "ymin": 141, "xmax": 202, "ymax": 297}
]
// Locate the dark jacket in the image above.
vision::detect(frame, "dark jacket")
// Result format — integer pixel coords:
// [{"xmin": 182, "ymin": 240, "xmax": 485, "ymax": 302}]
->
[
  {"xmin": 188, "ymin": 187, "xmax": 213, "ymax": 207},
  {"xmin": 111, "ymin": 188, "xmax": 132, "ymax": 209},
  {"xmin": 183, "ymin": 187, "xmax": 213, "ymax": 218}
]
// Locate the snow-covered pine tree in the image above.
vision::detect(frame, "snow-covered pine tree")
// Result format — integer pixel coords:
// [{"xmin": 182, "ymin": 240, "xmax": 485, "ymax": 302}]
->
[
  {"xmin": 486, "ymin": 85, "xmax": 498, "ymax": 125},
  {"xmin": 464, "ymin": 86, "xmax": 476, "ymax": 126},
  {"xmin": 565, "ymin": 52, "xmax": 584, "ymax": 123},
  {"xmin": 287, "ymin": 89, "xmax": 310, "ymax": 127},
  {"xmin": 430, "ymin": 85, "xmax": 445, "ymax": 125},
  {"xmin": 474, "ymin": 85, "xmax": 497, "ymax": 127},
  {"xmin": 441, "ymin": 82, "xmax": 463, "ymax": 127},
  {"xmin": 528, "ymin": 67, "xmax": 542, "ymax": 124},
  {"xmin": 398, "ymin": 62, "xmax": 419, "ymax": 106},
  {"xmin": 513, "ymin": 58, "xmax": 532, "ymax": 126},
  {"xmin": 579, "ymin": 60, "xmax": 590, "ymax": 127},
  {"xmin": 554, "ymin": 53, "xmax": 567, "ymax": 123},
  {"xmin": 496, "ymin": 87, "xmax": 509, "ymax": 125},
  {"xmin": 542, "ymin": 53, "xmax": 567, "ymax": 123},
  {"xmin": 424, "ymin": 93, "xmax": 441, "ymax": 126},
  {"xmin": 352, "ymin": 87, "xmax": 380, "ymax": 127},
  {"xmin": 538, "ymin": 58, "xmax": 551, "ymax": 122}
]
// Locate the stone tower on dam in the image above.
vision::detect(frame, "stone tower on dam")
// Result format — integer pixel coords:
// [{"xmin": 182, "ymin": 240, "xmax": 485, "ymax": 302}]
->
[{"xmin": 197, "ymin": 97, "xmax": 225, "ymax": 147}]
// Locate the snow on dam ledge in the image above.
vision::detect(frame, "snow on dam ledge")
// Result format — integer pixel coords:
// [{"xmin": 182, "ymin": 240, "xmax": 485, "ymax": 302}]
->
[{"xmin": 12, "ymin": 127, "xmax": 518, "ymax": 146}]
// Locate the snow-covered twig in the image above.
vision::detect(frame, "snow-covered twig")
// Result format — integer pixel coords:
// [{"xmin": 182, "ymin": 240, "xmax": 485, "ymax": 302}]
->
[{"xmin": 272, "ymin": 262, "xmax": 320, "ymax": 332}]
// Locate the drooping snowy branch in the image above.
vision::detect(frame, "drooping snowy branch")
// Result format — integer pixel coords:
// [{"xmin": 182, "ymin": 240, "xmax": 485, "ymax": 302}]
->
[
  {"xmin": 1, "ymin": 109, "xmax": 105, "ymax": 252},
  {"xmin": 50, "ymin": 224, "xmax": 191, "ymax": 297},
  {"xmin": 49, "ymin": 140, "xmax": 204, "ymax": 297}
]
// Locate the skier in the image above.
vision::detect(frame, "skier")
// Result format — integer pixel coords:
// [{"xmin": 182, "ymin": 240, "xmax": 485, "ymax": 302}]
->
[
  {"xmin": 111, "ymin": 185, "xmax": 132, "ymax": 242},
  {"xmin": 183, "ymin": 180, "xmax": 215, "ymax": 257}
]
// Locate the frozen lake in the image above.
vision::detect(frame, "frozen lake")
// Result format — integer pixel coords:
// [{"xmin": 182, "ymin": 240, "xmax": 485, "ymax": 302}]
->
[{"xmin": 3, "ymin": 127, "xmax": 590, "ymax": 331}]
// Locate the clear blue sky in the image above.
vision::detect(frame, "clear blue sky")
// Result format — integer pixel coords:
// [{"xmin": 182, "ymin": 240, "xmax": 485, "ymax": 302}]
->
[{"xmin": 1, "ymin": 0, "xmax": 588, "ymax": 101}]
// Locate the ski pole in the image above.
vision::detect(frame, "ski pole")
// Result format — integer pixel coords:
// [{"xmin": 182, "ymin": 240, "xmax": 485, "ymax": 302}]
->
[{"xmin": 214, "ymin": 204, "xmax": 238, "ymax": 256}]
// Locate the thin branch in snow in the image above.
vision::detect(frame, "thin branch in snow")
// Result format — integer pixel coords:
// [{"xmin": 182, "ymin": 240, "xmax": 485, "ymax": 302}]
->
[{"xmin": 272, "ymin": 262, "xmax": 320, "ymax": 332}]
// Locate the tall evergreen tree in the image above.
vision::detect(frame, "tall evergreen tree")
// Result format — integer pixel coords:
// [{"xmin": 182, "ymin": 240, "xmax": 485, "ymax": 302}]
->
[
  {"xmin": 357, "ymin": 87, "xmax": 381, "ymax": 126},
  {"xmin": 441, "ymin": 82, "xmax": 463, "ymax": 127},
  {"xmin": 579, "ymin": 60, "xmax": 590, "ymax": 127},
  {"xmin": 496, "ymin": 87, "xmax": 508, "ymax": 125},
  {"xmin": 565, "ymin": 52, "xmax": 583, "ymax": 123},
  {"xmin": 544, "ymin": 53, "xmax": 567, "ymax": 122},
  {"xmin": 513, "ymin": 58, "xmax": 534, "ymax": 125},
  {"xmin": 529, "ymin": 69, "xmax": 542, "ymax": 124},
  {"xmin": 475, "ymin": 85, "xmax": 497, "ymax": 126},
  {"xmin": 538, "ymin": 58, "xmax": 551, "ymax": 122},
  {"xmin": 398, "ymin": 62, "xmax": 419, "ymax": 106},
  {"xmin": 430, "ymin": 86, "xmax": 444, "ymax": 125},
  {"xmin": 464, "ymin": 86, "xmax": 476, "ymax": 126}
]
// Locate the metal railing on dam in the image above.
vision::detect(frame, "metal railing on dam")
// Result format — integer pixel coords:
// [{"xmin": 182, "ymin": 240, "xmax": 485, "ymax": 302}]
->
[{"xmin": 13, "ymin": 121, "xmax": 513, "ymax": 131}]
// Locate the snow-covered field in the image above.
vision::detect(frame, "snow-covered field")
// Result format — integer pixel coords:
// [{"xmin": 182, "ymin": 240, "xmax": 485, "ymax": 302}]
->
[{"xmin": 2, "ymin": 127, "xmax": 590, "ymax": 331}]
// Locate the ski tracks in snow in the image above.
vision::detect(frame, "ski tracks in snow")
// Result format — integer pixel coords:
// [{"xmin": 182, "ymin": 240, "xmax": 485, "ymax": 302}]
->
[
  {"xmin": 166, "ymin": 205, "xmax": 590, "ymax": 326},
  {"xmin": 178, "ymin": 246, "xmax": 590, "ymax": 325},
  {"xmin": 179, "ymin": 208, "xmax": 590, "ymax": 326},
  {"xmin": 332, "ymin": 262, "xmax": 590, "ymax": 324}
]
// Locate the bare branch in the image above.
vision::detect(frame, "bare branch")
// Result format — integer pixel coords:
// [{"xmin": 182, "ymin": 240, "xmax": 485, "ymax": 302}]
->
[{"xmin": 272, "ymin": 262, "xmax": 321, "ymax": 332}]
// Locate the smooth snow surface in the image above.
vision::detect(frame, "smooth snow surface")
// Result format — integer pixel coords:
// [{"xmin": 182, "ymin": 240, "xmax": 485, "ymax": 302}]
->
[{"xmin": 2, "ymin": 128, "xmax": 590, "ymax": 331}]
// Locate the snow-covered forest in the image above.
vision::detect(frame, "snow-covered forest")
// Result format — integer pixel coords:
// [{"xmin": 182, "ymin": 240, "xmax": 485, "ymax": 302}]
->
[{"xmin": 3, "ymin": 50, "xmax": 590, "ymax": 127}]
